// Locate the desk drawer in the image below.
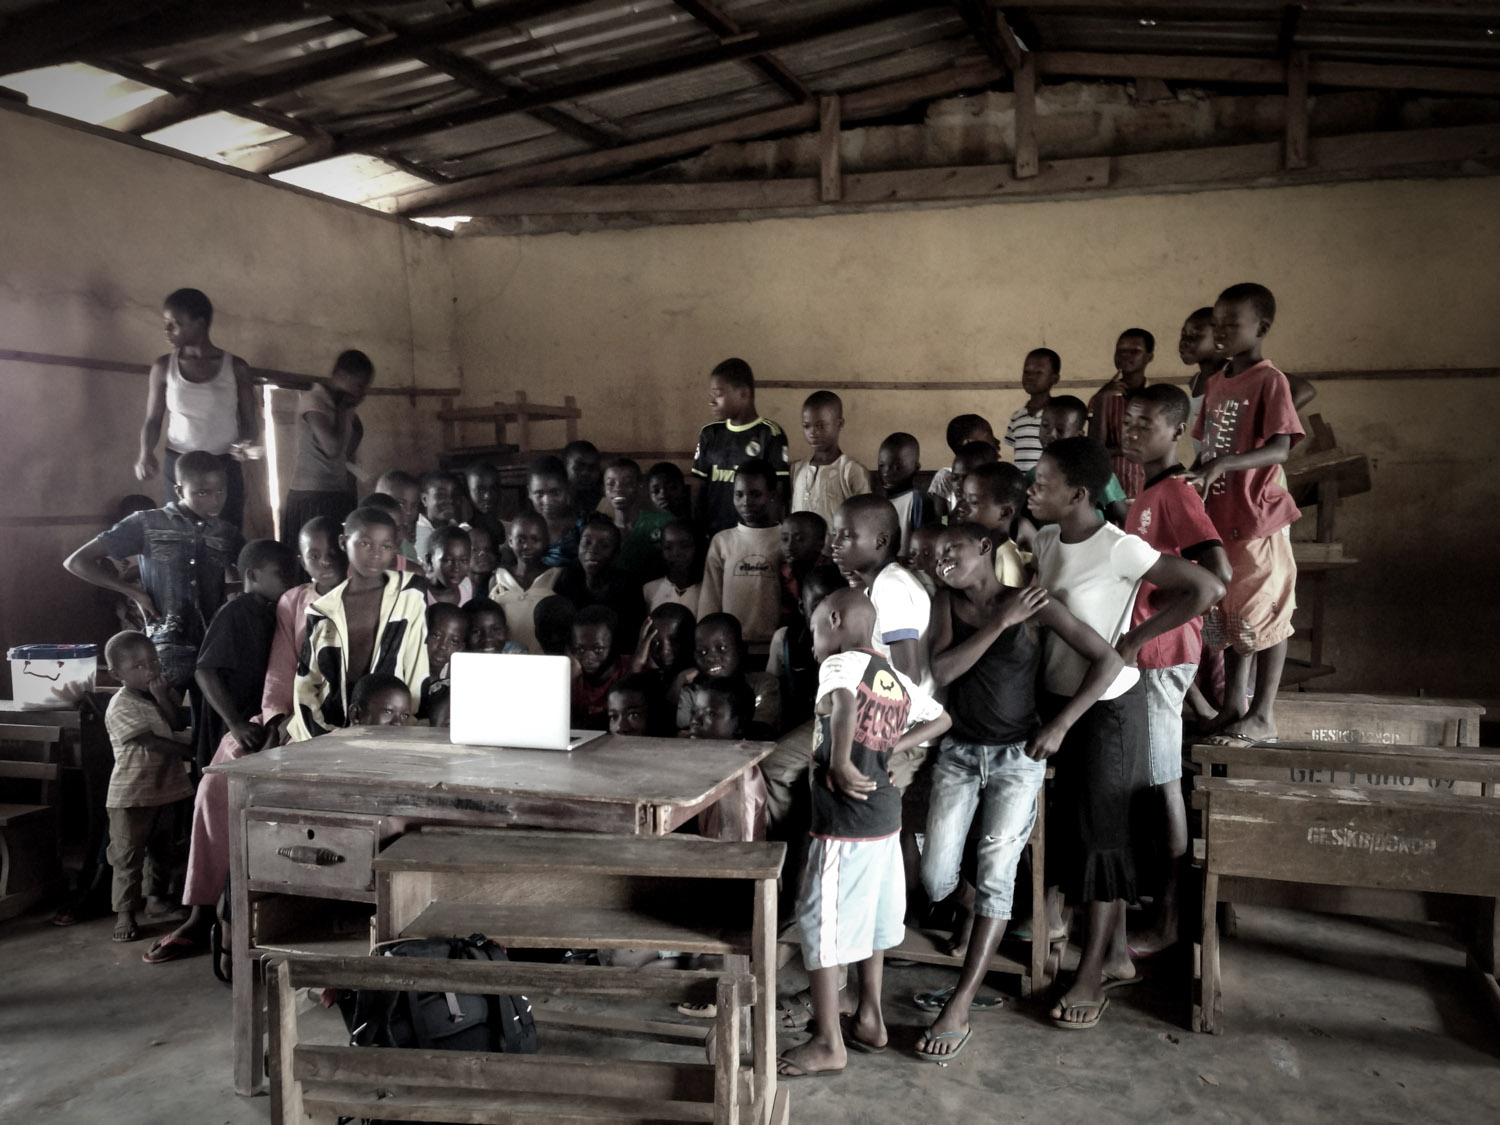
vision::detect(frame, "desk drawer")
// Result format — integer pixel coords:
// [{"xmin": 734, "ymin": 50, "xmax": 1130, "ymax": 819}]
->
[{"xmin": 246, "ymin": 809, "xmax": 380, "ymax": 900}]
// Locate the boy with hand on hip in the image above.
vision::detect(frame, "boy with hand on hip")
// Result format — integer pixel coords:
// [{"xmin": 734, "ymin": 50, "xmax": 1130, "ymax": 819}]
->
[
  {"xmin": 777, "ymin": 588, "xmax": 950, "ymax": 1078},
  {"xmin": 1186, "ymin": 283, "xmax": 1305, "ymax": 748}
]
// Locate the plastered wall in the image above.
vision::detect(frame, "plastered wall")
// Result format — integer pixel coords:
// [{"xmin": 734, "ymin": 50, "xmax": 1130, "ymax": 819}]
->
[
  {"xmin": 0, "ymin": 108, "xmax": 455, "ymax": 663},
  {"xmin": 447, "ymin": 178, "xmax": 1500, "ymax": 699}
]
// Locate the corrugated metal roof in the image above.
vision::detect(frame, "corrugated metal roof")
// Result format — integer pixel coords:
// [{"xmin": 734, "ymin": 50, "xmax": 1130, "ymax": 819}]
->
[{"xmin": 1, "ymin": 0, "xmax": 1495, "ymax": 217}]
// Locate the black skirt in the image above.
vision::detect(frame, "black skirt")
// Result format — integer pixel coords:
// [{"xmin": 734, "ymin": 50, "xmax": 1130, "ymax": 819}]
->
[
  {"xmin": 1042, "ymin": 682, "xmax": 1155, "ymax": 905},
  {"xmin": 281, "ymin": 489, "xmax": 356, "ymax": 548}
]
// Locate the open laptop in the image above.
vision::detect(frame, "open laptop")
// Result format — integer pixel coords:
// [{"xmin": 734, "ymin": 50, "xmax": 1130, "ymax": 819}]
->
[{"xmin": 448, "ymin": 652, "xmax": 606, "ymax": 751}]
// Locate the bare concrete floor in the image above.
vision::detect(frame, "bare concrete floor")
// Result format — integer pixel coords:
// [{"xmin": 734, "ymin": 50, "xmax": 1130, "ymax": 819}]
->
[{"xmin": 2, "ymin": 905, "xmax": 1496, "ymax": 1124}]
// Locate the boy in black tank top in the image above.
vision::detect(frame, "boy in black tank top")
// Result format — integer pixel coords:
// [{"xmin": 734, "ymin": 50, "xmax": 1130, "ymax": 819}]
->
[{"xmin": 915, "ymin": 523, "xmax": 1123, "ymax": 1061}]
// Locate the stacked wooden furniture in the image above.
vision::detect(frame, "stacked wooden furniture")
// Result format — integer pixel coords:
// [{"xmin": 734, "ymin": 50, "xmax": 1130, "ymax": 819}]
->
[
  {"xmin": 1282, "ymin": 414, "xmax": 1371, "ymax": 686},
  {"xmin": 437, "ymin": 390, "xmax": 581, "ymax": 462},
  {"xmin": 0, "ymin": 722, "xmax": 63, "ymax": 921},
  {"xmin": 268, "ymin": 953, "xmax": 782, "ymax": 1125},
  {"xmin": 1190, "ymin": 692, "xmax": 1495, "ymax": 1033},
  {"xmin": 362, "ymin": 828, "xmax": 785, "ymax": 1125}
]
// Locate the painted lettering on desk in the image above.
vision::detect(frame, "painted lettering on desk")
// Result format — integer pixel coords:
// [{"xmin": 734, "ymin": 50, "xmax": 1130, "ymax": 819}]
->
[
  {"xmin": 1308, "ymin": 728, "xmax": 1397, "ymax": 744},
  {"xmin": 1288, "ymin": 768, "xmax": 1456, "ymax": 789},
  {"xmin": 1306, "ymin": 826, "xmax": 1437, "ymax": 857}
]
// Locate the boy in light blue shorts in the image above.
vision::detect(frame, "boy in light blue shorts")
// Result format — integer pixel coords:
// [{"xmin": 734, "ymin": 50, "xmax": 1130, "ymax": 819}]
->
[{"xmin": 777, "ymin": 588, "xmax": 950, "ymax": 1079}]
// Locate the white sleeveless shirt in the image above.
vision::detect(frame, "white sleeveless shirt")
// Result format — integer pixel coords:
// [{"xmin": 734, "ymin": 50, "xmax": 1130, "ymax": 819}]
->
[{"xmin": 165, "ymin": 348, "xmax": 240, "ymax": 455}]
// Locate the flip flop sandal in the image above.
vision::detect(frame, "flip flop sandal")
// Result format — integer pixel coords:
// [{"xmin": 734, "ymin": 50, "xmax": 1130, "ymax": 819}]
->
[
  {"xmin": 915, "ymin": 1028, "xmax": 972, "ymax": 1062},
  {"xmin": 210, "ymin": 922, "xmax": 232, "ymax": 985},
  {"xmin": 1102, "ymin": 972, "xmax": 1143, "ymax": 991},
  {"xmin": 674, "ymin": 1001, "xmax": 718, "ymax": 1019},
  {"xmin": 112, "ymin": 922, "xmax": 140, "ymax": 944},
  {"xmin": 776, "ymin": 1055, "xmax": 842, "ymax": 1079},
  {"xmin": 912, "ymin": 985, "xmax": 1004, "ymax": 1012},
  {"xmin": 839, "ymin": 1016, "xmax": 887, "ymax": 1054},
  {"xmin": 141, "ymin": 934, "xmax": 203, "ymax": 964},
  {"xmin": 1050, "ymin": 996, "xmax": 1109, "ymax": 1030}
]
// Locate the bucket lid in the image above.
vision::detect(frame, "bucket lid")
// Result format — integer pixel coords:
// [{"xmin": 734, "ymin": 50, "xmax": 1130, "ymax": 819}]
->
[{"xmin": 8, "ymin": 644, "xmax": 100, "ymax": 660}]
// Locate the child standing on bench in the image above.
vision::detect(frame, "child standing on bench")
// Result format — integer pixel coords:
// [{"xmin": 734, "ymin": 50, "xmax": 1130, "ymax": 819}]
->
[
  {"xmin": 288, "ymin": 506, "xmax": 429, "ymax": 739},
  {"xmin": 777, "ymin": 588, "xmax": 950, "ymax": 1077},
  {"xmin": 101, "ymin": 630, "xmax": 193, "ymax": 945},
  {"xmin": 1185, "ymin": 283, "xmax": 1305, "ymax": 747}
]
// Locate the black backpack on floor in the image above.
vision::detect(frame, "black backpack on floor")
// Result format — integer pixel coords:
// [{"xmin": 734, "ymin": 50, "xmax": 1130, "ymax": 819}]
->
[
  {"xmin": 337, "ymin": 933, "xmax": 539, "ymax": 1053},
  {"xmin": 334, "ymin": 935, "xmax": 539, "ymax": 1125}
]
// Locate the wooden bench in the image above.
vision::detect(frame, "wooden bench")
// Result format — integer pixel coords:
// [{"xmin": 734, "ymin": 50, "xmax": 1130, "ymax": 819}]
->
[
  {"xmin": 0, "ymin": 723, "xmax": 63, "ymax": 921},
  {"xmin": 373, "ymin": 828, "xmax": 785, "ymax": 1124},
  {"xmin": 268, "ymin": 954, "xmax": 786, "ymax": 1125},
  {"xmin": 1272, "ymin": 691, "xmax": 1484, "ymax": 748},
  {"xmin": 1191, "ymin": 753, "xmax": 1500, "ymax": 1034}
]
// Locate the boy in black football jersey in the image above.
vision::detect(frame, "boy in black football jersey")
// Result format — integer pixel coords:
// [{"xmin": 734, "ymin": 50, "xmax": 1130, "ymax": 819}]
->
[
  {"xmin": 691, "ymin": 358, "xmax": 790, "ymax": 536},
  {"xmin": 777, "ymin": 587, "xmax": 951, "ymax": 1078}
]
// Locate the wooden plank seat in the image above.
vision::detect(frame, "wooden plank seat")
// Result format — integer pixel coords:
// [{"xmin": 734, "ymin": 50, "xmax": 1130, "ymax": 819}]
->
[
  {"xmin": 1191, "ymin": 772, "xmax": 1500, "ymax": 1033},
  {"xmin": 269, "ymin": 955, "xmax": 755, "ymax": 1125}
]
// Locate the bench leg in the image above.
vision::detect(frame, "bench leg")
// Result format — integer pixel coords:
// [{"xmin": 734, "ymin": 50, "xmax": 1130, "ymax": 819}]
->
[
  {"xmin": 1025, "ymin": 789, "xmax": 1048, "ymax": 997},
  {"xmin": 751, "ymin": 878, "xmax": 776, "ymax": 1124},
  {"xmin": 1193, "ymin": 872, "xmax": 1222, "ymax": 1034},
  {"xmin": 713, "ymin": 977, "xmax": 742, "ymax": 1125}
]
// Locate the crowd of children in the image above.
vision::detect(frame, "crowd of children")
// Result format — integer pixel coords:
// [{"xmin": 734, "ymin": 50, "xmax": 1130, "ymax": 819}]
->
[{"xmin": 64, "ymin": 281, "xmax": 1309, "ymax": 1066}]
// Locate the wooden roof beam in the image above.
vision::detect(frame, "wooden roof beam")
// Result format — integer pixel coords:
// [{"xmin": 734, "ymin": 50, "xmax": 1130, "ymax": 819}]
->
[
  {"xmin": 672, "ymin": 0, "xmax": 811, "ymax": 103},
  {"xmin": 395, "ymin": 59, "xmax": 1002, "ymax": 214},
  {"xmin": 953, "ymin": 0, "xmax": 1021, "ymax": 72},
  {"xmin": 311, "ymin": 0, "xmax": 941, "ymax": 165},
  {"xmin": 1035, "ymin": 51, "xmax": 1500, "ymax": 95},
  {"xmin": 102, "ymin": 0, "xmax": 586, "ymax": 138}
]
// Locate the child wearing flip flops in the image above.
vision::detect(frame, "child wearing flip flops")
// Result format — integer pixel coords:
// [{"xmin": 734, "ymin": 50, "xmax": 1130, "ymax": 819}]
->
[
  {"xmin": 915, "ymin": 522, "xmax": 1123, "ymax": 1060},
  {"xmin": 776, "ymin": 588, "xmax": 950, "ymax": 1078}
]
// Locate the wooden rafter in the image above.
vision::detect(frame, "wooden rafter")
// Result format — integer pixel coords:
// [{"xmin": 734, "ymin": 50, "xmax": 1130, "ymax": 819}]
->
[
  {"xmin": 672, "ymin": 0, "xmax": 811, "ymax": 103},
  {"xmin": 287, "ymin": 0, "xmax": 940, "ymax": 169},
  {"xmin": 1035, "ymin": 51, "xmax": 1500, "ymax": 95},
  {"xmin": 396, "ymin": 61, "xmax": 1004, "ymax": 214},
  {"xmin": 334, "ymin": 11, "xmax": 625, "ymax": 150},
  {"xmin": 953, "ymin": 0, "xmax": 1021, "ymax": 72},
  {"xmin": 94, "ymin": 0, "xmax": 584, "ymax": 138}
]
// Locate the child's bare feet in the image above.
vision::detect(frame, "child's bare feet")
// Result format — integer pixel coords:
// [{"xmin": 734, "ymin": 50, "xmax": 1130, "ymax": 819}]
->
[
  {"xmin": 112, "ymin": 910, "xmax": 140, "ymax": 943},
  {"xmin": 841, "ymin": 1006, "xmax": 888, "ymax": 1052},
  {"xmin": 776, "ymin": 1034, "xmax": 846, "ymax": 1077},
  {"xmin": 943, "ymin": 906, "xmax": 975, "ymax": 960},
  {"xmin": 1049, "ymin": 976, "xmax": 1108, "ymax": 1025}
]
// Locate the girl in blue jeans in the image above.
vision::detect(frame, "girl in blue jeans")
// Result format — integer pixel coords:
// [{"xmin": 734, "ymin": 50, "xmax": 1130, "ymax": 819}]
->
[{"xmin": 916, "ymin": 522, "xmax": 1123, "ymax": 1060}]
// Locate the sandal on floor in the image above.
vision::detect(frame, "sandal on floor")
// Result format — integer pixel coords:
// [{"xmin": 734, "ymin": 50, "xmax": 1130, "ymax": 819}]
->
[
  {"xmin": 915, "ymin": 1028, "xmax": 972, "ymax": 1062},
  {"xmin": 912, "ymin": 985, "xmax": 1004, "ymax": 1012},
  {"xmin": 1050, "ymin": 996, "xmax": 1109, "ymax": 1029},
  {"xmin": 839, "ymin": 1015, "xmax": 887, "ymax": 1054},
  {"xmin": 674, "ymin": 1000, "xmax": 717, "ymax": 1019},
  {"xmin": 141, "ymin": 934, "xmax": 204, "ymax": 964},
  {"xmin": 112, "ymin": 920, "xmax": 140, "ymax": 943}
]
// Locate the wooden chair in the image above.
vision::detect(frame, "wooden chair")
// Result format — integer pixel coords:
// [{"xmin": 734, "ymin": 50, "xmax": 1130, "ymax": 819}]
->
[{"xmin": 0, "ymin": 723, "xmax": 63, "ymax": 921}]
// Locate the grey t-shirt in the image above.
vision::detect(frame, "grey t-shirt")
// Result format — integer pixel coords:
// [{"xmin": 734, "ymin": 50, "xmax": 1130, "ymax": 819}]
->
[{"xmin": 289, "ymin": 383, "xmax": 360, "ymax": 492}]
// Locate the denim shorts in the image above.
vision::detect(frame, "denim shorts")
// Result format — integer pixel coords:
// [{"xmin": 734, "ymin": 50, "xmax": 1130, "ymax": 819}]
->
[
  {"xmin": 797, "ymin": 833, "xmax": 905, "ymax": 970},
  {"xmin": 920, "ymin": 737, "xmax": 1046, "ymax": 920},
  {"xmin": 1141, "ymin": 664, "xmax": 1196, "ymax": 785}
]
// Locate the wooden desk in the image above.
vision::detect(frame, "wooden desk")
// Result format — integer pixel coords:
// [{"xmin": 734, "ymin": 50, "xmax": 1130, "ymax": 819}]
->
[{"xmin": 209, "ymin": 727, "xmax": 775, "ymax": 1095}]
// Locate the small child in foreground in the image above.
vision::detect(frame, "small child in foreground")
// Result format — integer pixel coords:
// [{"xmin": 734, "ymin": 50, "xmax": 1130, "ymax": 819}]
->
[
  {"xmin": 777, "ymin": 588, "xmax": 950, "ymax": 1077},
  {"xmin": 348, "ymin": 673, "xmax": 414, "ymax": 726},
  {"xmin": 570, "ymin": 605, "xmax": 631, "ymax": 730},
  {"xmin": 607, "ymin": 674, "xmax": 655, "ymax": 736},
  {"xmin": 101, "ymin": 631, "xmax": 193, "ymax": 944},
  {"xmin": 466, "ymin": 597, "xmax": 527, "ymax": 655},
  {"xmin": 689, "ymin": 676, "xmax": 768, "ymax": 842},
  {"xmin": 790, "ymin": 391, "xmax": 869, "ymax": 525},
  {"xmin": 673, "ymin": 613, "xmax": 780, "ymax": 736},
  {"xmin": 420, "ymin": 602, "xmax": 467, "ymax": 726}
]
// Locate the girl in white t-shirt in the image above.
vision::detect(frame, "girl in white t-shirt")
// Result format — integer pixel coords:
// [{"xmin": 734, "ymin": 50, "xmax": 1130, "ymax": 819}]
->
[{"xmin": 1027, "ymin": 437, "xmax": 1223, "ymax": 1031}]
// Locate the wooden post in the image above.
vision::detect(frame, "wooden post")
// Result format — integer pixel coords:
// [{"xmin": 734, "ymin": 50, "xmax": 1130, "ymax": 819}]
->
[
  {"xmin": 1014, "ymin": 55, "xmax": 1038, "ymax": 179},
  {"xmin": 713, "ymin": 977, "xmax": 741, "ymax": 1125},
  {"xmin": 751, "ymin": 877, "xmax": 776, "ymax": 1116},
  {"xmin": 492, "ymin": 401, "xmax": 506, "ymax": 449},
  {"xmin": 1285, "ymin": 50, "xmax": 1309, "ymax": 170},
  {"xmin": 514, "ymin": 389, "xmax": 530, "ymax": 453},
  {"xmin": 819, "ymin": 95, "xmax": 841, "ymax": 202}
]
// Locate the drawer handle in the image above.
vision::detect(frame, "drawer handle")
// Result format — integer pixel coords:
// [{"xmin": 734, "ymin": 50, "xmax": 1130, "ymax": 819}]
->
[{"xmin": 276, "ymin": 845, "xmax": 345, "ymax": 867}]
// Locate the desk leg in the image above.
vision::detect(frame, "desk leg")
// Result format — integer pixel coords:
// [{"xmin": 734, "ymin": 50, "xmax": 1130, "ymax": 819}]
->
[
  {"xmin": 1193, "ymin": 871, "xmax": 1222, "ymax": 1034},
  {"xmin": 228, "ymin": 775, "xmax": 259, "ymax": 1095},
  {"xmin": 1026, "ymin": 790, "xmax": 1047, "ymax": 998},
  {"xmin": 751, "ymin": 877, "xmax": 776, "ymax": 1124},
  {"xmin": 715, "ymin": 770, "xmax": 751, "ymax": 843}
]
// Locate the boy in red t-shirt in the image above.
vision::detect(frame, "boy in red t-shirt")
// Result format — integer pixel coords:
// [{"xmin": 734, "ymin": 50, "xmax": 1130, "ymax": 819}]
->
[
  {"xmin": 1121, "ymin": 384, "xmax": 1232, "ymax": 955},
  {"xmin": 1186, "ymin": 283, "xmax": 1305, "ymax": 747}
]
